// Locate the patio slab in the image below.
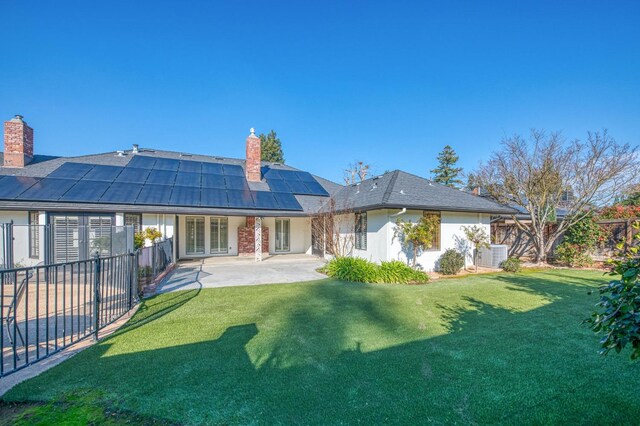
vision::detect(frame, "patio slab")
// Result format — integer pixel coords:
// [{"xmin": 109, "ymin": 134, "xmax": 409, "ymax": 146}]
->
[{"xmin": 156, "ymin": 254, "xmax": 327, "ymax": 293}]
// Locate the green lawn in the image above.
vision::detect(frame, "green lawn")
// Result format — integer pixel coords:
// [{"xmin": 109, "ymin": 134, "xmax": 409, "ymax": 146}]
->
[{"xmin": 3, "ymin": 269, "xmax": 640, "ymax": 424}]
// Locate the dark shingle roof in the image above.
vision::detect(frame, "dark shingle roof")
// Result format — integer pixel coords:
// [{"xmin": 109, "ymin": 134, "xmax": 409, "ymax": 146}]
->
[{"xmin": 330, "ymin": 170, "xmax": 517, "ymax": 214}]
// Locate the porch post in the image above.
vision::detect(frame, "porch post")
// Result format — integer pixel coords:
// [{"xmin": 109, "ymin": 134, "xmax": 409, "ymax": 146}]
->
[{"xmin": 255, "ymin": 217, "xmax": 263, "ymax": 262}]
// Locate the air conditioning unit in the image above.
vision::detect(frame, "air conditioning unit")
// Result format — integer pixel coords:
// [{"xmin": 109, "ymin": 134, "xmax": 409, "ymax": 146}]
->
[{"xmin": 477, "ymin": 244, "xmax": 508, "ymax": 269}]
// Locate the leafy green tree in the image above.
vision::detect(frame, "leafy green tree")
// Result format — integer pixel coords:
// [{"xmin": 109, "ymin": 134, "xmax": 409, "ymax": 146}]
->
[
  {"xmin": 431, "ymin": 145, "xmax": 463, "ymax": 188},
  {"xmin": 259, "ymin": 130, "xmax": 285, "ymax": 163},
  {"xmin": 394, "ymin": 215, "xmax": 440, "ymax": 268},
  {"xmin": 462, "ymin": 225, "xmax": 490, "ymax": 272},
  {"xmin": 586, "ymin": 221, "xmax": 640, "ymax": 360}
]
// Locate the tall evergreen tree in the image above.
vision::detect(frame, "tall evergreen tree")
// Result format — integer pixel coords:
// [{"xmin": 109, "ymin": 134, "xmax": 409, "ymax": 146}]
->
[
  {"xmin": 259, "ymin": 130, "xmax": 285, "ymax": 163},
  {"xmin": 431, "ymin": 145, "xmax": 463, "ymax": 187}
]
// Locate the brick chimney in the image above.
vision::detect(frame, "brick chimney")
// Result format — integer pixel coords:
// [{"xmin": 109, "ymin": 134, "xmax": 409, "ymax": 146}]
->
[
  {"xmin": 245, "ymin": 128, "xmax": 261, "ymax": 182},
  {"xmin": 4, "ymin": 115, "xmax": 34, "ymax": 168}
]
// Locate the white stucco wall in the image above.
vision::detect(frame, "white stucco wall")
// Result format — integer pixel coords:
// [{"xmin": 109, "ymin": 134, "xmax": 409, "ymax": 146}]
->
[
  {"xmin": 263, "ymin": 216, "xmax": 312, "ymax": 255},
  {"xmin": 177, "ymin": 215, "xmax": 243, "ymax": 258},
  {"xmin": 335, "ymin": 209, "xmax": 490, "ymax": 272},
  {"xmin": 390, "ymin": 210, "xmax": 490, "ymax": 271},
  {"xmin": 0, "ymin": 210, "xmax": 46, "ymax": 267}
]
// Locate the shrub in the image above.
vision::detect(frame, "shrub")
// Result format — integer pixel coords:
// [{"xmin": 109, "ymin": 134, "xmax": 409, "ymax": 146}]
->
[
  {"xmin": 377, "ymin": 260, "xmax": 429, "ymax": 284},
  {"xmin": 500, "ymin": 257, "xmax": 522, "ymax": 272},
  {"xmin": 438, "ymin": 249, "xmax": 465, "ymax": 275},
  {"xmin": 322, "ymin": 257, "xmax": 429, "ymax": 284},
  {"xmin": 555, "ymin": 243, "xmax": 593, "ymax": 267},
  {"xmin": 323, "ymin": 257, "xmax": 378, "ymax": 283}
]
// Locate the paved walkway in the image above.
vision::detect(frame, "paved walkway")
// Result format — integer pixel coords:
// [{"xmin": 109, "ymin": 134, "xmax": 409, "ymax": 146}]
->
[{"xmin": 157, "ymin": 254, "xmax": 327, "ymax": 293}]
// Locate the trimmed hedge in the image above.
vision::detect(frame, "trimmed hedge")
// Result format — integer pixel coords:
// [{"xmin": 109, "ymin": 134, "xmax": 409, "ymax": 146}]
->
[{"xmin": 321, "ymin": 257, "xmax": 429, "ymax": 284}]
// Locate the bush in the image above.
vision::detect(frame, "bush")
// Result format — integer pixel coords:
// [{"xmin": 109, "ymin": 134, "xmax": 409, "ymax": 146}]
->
[
  {"xmin": 377, "ymin": 261, "xmax": 429, "ymax": 284},
  {"xmin": 500, "ymin": 257, "xmax": 522, "ymax": 272},
  {"xmin": 323, "ymin": 257, "xmax": 378, "ymax": 283},
  {"xmin": 322, "ymin": 257, "xmax": 428, "ymax": 284},
  {"xmin": 555, "ymin": 242, "xmax": 593, "ymax": 267},
  {"xmin": 438, "ymin": 249, "xmax": 465, "ymax": 275}
]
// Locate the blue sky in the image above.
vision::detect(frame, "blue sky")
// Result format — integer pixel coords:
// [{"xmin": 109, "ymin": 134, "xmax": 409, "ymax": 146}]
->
[{"xmin": 1, "ymin": 1, "xmax": 639, "ymax": 183}]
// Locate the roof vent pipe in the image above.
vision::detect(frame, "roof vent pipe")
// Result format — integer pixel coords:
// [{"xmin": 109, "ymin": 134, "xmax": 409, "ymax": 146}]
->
[
  {"xmin": 132, "ymin": 144, "xmax": 139, "ymax": 154},
  {"xmin": 116, "ymin": 150, "xmax": 125, "ymax": 157}
]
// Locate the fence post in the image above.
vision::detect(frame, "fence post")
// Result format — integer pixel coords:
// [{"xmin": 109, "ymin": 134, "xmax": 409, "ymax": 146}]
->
[
  {"xmin": 128, "ymin": 251, "xmax": 136, "ymax": 309},
  {"xmin": 93, "ymin": 252, "xmax": 101, "ymax": 342}
]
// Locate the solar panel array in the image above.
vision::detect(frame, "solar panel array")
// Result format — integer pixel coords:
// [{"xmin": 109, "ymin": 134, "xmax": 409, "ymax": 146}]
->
[
  {"xmin": 262, "ymin": 167, "xmax": 330, "ymax": 196},
  {"xmin": 0, "ymin": 156, "xmax": 333, "ymax": 211}
]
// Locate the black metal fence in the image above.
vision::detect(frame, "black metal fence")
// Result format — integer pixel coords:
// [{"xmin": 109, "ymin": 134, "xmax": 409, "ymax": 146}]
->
[
  {"xmin": 0, "ymin": 252, "xmax": 137, "ymax": 377},
  {"xmin": 137, "ymin": 238, "xmax": 174, "ymax": 293}
]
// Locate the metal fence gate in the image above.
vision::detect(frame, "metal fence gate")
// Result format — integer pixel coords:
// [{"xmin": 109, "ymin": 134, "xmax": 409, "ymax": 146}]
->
[{"xmin": 0, "ymin": 252, "xmax": 137, "ymax": 377}]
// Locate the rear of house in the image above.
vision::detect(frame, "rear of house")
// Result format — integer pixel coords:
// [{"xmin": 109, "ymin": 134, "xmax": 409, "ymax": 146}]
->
[{"xmin": 0, "ymin": 115, "xmax": 515, "ymax": 272}]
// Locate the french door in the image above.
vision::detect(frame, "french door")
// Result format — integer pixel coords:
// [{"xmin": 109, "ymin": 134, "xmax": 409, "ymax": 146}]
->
[
  {"xmin": 275, "ymin": 218, "xmax": 290, "ymax": 252},
  {"xmin": 210, "ymin": 217, "xmax": 228, "ymax": 254},
  {"xmin": 185, "ymin": 216, "xmax": 205, "ymax": 255}
]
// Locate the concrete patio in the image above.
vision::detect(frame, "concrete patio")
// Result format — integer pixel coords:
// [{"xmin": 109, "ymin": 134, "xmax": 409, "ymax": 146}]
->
[{"xmin": 157, "ymin": 254, "xmax": 327, "ymax": 293}]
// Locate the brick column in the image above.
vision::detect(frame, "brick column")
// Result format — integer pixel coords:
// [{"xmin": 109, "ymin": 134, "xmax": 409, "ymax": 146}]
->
[{"xmin": 238, "ymin": 217, "xmax": 269, "ymax": 256}]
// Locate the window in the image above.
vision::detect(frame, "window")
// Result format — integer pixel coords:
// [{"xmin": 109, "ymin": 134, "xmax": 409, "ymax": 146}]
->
[
  {"xmin": 355, "ymin": 212, "xmax": 367, "ymax": 250},
  {"xmin": 29, "ymin": 211, "xmax": 40, "ymax": 258},
  {"xmin": 210, "ymin": 217, "xmax": 228, "ymax": 254},
  {"xmin": 423, "ymin": 211, "xmax": 441, "ymax": 250},
  {"xmin": 186, "ymin": 216, "xmax": 205, "ymax": 255},
  {"xmin": 275, "ymin": 218, "xmax": 290, "ymax": 252},
  {"xmin": 124, "ymin": 214, "xmax": 142, "ymax": 233}
]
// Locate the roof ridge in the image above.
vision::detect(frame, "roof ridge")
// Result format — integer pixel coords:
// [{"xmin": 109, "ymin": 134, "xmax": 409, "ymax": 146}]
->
[{"xmin": 382, "ymin": 170, "xmax": 400, "ymax": 204}]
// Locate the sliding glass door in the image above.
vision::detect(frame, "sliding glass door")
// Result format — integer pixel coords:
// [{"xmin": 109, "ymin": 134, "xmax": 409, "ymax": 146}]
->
[
  {"xmin": 210, "ymin": 217, "xmax": 228, "ymax": 254},
  {"xmin": 275, "ymin": 218, "xmax": 290, "ymax": 252},
  {"xmin": 185, "ymin": 216, "xmax": 205, "ymax": 255}
]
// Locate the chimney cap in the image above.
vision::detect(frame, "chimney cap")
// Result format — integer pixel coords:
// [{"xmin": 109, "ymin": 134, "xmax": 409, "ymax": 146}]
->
[
  {"xmin": 11, "ymin": 114, "xmax": 24, "ymax": 122},
  {"xmin": 250, "ymin": 128, "xmax": 256, "ymax": 137}
]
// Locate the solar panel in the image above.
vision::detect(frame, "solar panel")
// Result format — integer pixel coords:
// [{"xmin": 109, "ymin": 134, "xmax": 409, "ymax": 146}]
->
[
  {"xmin": 48, "ymin": 162, "xmax": 94, "ymax": 179},
  {"xmin": 296, "ymin": 171, "xmax": 317, "ymax": 183},
  {"xmin": 252, "ymin": 191, "xmax": 279, "ymax": 209},
  {"xmin": 227, "ymin": 189, "xmax": 255, "ymax": 208},
  {"xmin": 272, "ymin": 192, "xmax": 303, "ymax": 210},
  {"xmin": 222, "ymin": 164, "xmax": 245, "ymax": 176},
  {"xmin": 17, "ymin": 178, "xmax": 77, "ymax": 201},
  {"xmin": 286, "ymin": 180, "xmax": 314, "ymax": 194},
  {"xmin": 127, "ymin": 155, "xmax": 157, "ymax": 169},
  {"xmin": 201, "ymin": 174, "xmax": 226, "ymax": 189},
  {"xmin": 99, "ymin": 182, "xmax": 143, "ymax": 204},
  {"xmin": 201, "ymin": 162, "xmax": 224, "ymax": 174},
  {"xmin": 302, "ymin": 180, "xmax": 329, "ymax": 196},
  {"xmin": 225, "ymin": 176, "xmax": 249, "ymax": 190},
  {"xmin": 178, "ymin": 160, "xmax": 202, "ymax": 173},
  {"xmin": 169, "ymin": 185, "xmax": 200, "ymax": 206},
  {"xmin": 0, "ymin": 176, "xmax": 39, "ymax": 199},
  {"xmin": 266, "ymin": 179, "xmax": 290, "ymax": 193},
  {"xmin": 59, "ymin": 180, "xmax": 111, "ymax": 202},
  {"xmin": 200, "ymin": 188, "xmax": 228, "ymax": 207},
  {"xmin": 135, "ymin": 184, "xmax": 172, "ymax": 205},
  {"xmin": 174, "ymin": 172, "xmax": 201, "ymax": 187},
  {"xmin": 277, "ymin": 169, "xmax": 301, "ymax": 181},
  {"xmin": 262, "ymin": 167, "xmax": 282, "ymax": 179},
  {"xmin": 115, "ymin": 167, "xmax": 150, "ymax": 184},
  {"xmin": 153, "ymin": 158, "xmax": 180, "ymax": 171},
  {"xmin": 147, "ymin": 169, "xmax": 177, "ymax": 185},
  {"xmin": 82, "ymin": 165, "xmax": 124, "ymax": 181}
]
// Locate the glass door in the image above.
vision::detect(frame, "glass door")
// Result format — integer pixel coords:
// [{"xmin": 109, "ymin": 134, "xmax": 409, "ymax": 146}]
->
[
  {"xmin": 275, "ymin": 218, "xmax": 290, "ymax": 252},
  {"xmin": 186, "ymin": 216, "xmax": 205, "ymax": 255},
  {"xmin": 210, "ymin": 217, "xmax": 228, "ymax": 254}
]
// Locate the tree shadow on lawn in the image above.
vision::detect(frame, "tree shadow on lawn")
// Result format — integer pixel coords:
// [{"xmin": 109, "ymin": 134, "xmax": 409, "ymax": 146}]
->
[{"xmin": 5, "ymin": 274, "xmax": 640, "ymax": 425}]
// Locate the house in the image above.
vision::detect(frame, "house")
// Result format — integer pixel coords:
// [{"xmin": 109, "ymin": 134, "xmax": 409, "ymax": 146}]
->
[{"xmin": 0, "ymin": 115, "xmax": 515, "ymax": 271}]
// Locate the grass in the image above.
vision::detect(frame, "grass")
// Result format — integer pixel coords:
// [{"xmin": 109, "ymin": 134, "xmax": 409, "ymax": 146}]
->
[{"xmin": 3, "ymin": 269, "xmax": 640, "ymax": 424}]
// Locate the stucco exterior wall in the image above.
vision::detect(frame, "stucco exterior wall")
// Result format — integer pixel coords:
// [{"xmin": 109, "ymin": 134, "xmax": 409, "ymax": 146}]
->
[
  {"xmin": 263, "ymin": 216, "xmax": 312, "ymax": 255},
  {"xmin": 0, "ymin": 210, "xmax": 45, "ymax": 267}
]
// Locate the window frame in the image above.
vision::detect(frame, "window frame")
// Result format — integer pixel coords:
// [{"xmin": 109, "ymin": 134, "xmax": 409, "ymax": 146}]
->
[
  {"xmin": 210, "ymin": 217, "xmax": 229, "ymax": 254},
  {"xmin": 275, "ymin": 218, "xmax": 290, "ymax": 252},
  {"xmin": 185, "ymin": 216, "xmax": 205, "ymax": 255},
  {"xmin": 423, "ymin": 211, "xmax": 441, "ymax": 251},
  {"xmin": 355, "ymin": 212, "xmax": 367, "ymax": 250},
  {"xmin": 124, "ymin": 213, "xmax": 142, "ymax": 234},
  {"xmin": 28, "ymin": 211, "xmax": 40, "ymax": 259}
]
